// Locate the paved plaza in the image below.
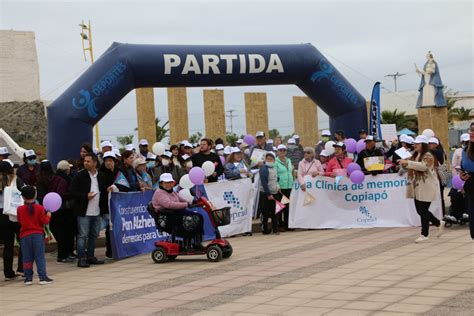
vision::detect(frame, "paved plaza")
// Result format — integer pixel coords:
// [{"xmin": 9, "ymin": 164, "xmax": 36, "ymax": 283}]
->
[{"xmin": 1, "ymin": 226, "xmax": 473, "ymax": 316}]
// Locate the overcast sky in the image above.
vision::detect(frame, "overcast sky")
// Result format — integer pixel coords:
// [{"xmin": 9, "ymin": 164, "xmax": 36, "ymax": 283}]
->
[{"xmin": 1, "ymin": 0, "xmax": 473, "ymax": 144}]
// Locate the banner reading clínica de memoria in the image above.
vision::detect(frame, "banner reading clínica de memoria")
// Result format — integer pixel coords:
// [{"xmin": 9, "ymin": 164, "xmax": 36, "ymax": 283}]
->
[
  {"xmin": 289, "ymin": 174, "xmax": 442, "ymax": 229},
  {"xmin": 204, "ymin": 178, "xmax": 256, "ymax": 237},
  {"xmin": 109, "ymin": 191, "xmax": 167, "ymax": 259}
]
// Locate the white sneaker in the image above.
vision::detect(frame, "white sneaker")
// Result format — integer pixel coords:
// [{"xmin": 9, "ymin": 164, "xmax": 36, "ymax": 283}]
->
[
  {"xmin": 437, "ymin": 220, "xmax": 445, "ymax": 238},
  {"xmin": 462, "ymin": 213, "xmax": 469, "ymax": 220},
  {"xmin": 415, "ymin": 235, "xmax": 429, "ymax": 243}
]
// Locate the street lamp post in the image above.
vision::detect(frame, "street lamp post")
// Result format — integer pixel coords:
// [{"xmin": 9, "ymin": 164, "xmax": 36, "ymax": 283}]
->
[{"xmin": 79, "ymin": 20, "xmax": 100, "ymax": 149}]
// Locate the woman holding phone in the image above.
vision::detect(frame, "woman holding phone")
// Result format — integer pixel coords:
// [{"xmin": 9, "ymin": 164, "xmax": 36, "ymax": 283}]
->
[{"xmin": 460, "ymin": 122, "xmax": 474, "ymax": 240}]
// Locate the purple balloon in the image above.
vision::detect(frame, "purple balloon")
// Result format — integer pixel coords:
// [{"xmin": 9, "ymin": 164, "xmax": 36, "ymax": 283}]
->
[
  {"xmin": 345, "ymin": 138, "xmax": 357, "ymax": 153},
  {"xmin": 243, "ymin": 135, "xmax": 256, "ymax": 146},
  {"xmin": 452, "ymin": 175, "xmax": 465, "ymax": 190},
  {"xmin": 350, "ymin": 170, "xmax": 365, "ymax": 184},
  {"xmin": 189, "ymin": 167, "xmax": 206, "ymax": 185},
  {"xmin": 347, "ymin": 162, "xmax": 361, "ymax": 175},
  {"xmin": 356, "ymin": 139, "xmax": 366, "ymax": 154},
  {"xmin": 43, "ymin": 192, "xmax": 62, "ymax": 213}
]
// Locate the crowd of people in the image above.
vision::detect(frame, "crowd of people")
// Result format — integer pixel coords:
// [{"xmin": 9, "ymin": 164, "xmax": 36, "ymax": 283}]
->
[{"xmin": 1, "ymin": 122, "xmax": 473, "ymax": 284}]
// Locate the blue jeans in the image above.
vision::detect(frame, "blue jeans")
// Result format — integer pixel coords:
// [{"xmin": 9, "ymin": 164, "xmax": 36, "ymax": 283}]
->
[
  {"xmin": 77, "ymin": 216, "xmax": 102, "ymax": 259},
  {"xmin": 20, "ymin": 233, "xmax": 47, "ymax": 280}
]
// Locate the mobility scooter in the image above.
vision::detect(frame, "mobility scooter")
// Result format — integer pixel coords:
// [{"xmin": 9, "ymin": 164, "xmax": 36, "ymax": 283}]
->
[{"xmin": 147, "ymin": 197, "xmax": 233, "ymax": 263}]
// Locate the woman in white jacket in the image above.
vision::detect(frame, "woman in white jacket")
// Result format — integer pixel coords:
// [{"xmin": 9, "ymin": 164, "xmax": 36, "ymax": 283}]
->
[{"xmin": 399, "ymin": 135, "xmax": 445, "ymax": 243}]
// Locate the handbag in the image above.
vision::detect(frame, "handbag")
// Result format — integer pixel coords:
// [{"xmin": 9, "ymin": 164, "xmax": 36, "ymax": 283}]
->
[
  {"xmin": 2, "ymin": 177, "xmax": 24, "ymax": 222},
  {"xmin": 436, "ymin": 153, "xmax": 449, "ymax": 187}
]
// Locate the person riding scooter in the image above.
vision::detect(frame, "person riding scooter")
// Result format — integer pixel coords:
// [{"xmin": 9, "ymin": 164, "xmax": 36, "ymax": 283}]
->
[{"xmin": 151, "ymin": 173, "xmax": 203, "ymax": 249}]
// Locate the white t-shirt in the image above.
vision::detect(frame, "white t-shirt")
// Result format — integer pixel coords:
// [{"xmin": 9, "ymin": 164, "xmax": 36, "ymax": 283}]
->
[
  {"xmin": 86, "ymin": 171, "xmax": 100, "ymax": 216},
  {"xmin": 452, "ymin": 148, "xmax": 463, "ymax": 177}
]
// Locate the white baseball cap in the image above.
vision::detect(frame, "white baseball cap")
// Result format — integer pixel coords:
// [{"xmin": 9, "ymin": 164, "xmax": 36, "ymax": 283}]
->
[
  {"xmin": 404, "ymin": 136, "xmax": 415, "ymax": 145},
  {"xmin": 322, "ymin": 130, "xmax": 331, "ymax": 136},
  {"xmin": 159, "ymin": 173, "xmax": 174, "ymax": 183},
  {"xmin": 139, "ymin": 139, "xmax": 149, "ymax": 146},
  {"xmin": 161, "ymin": 151, "xmax": 172, "ymax": 159},
  {"xmin": 333, "ymin": 142, "xmax": 346, "ymax": 148},
  {"xmin": 287, "ymin": 138, "xmax": 296, "ymax": 144},
  {"xmin": 320, "ymin": 150, "xmax": 330, "ymax": 157},
  {"xmin": 399, "ymin": 134, "xmax": 408, "ymax": 143},
  {"xmin": 460, "ymin": 133, "xmax": 469, "ymax": 142},
  {"xmin": 113, "ymin": 148, "xmax": 121, "ymax": 157},
  {"xmin": 266, "ymin": 139, "xmax": 274, "ymax": 144},
  {"xmin": 223, "ymin": 146, "xmax": 232, "ymax": 155},
  {"xmin": 215, "ymin": 144, "xmax": 224, "ymax": 151},
  {"xmin": 231, "ymin": 147, "xmax": 241, "ymax": 154},
  {"xmin": 414, "ymin": 135, "xmax": 429, "ymax": 144},
  {"xmin": 256, "ymin": 131, "xmax": 265, "ymax": 137},
  {"xmin": 103, "ymin": 151, "xmax": 116, "ymax": 160},
  {"xmin": 428, "ymin": 137, "xmax": 439, "ymax": 145},
  {"xmin": 125, "ymin": 144, "xmax": 135, "ymax": 151},
  {"xmin": 181, "ymin": 154, "xmax": 191, "ymax": 161},
  {"xmin": 277, "ymin": 144, "xmax": 287, "ymax": 150},
  {"xmin": 0, "ymin": 147, "xmax": 11, "ymax": 156},
  {"xmin": 24, "ymin": 149, "xmax": 36, "ymax": 158},
  {"xmin": 365, "ymin": 135, "xmax": 375, "ymax": 142},
  {"xmin": 236, "ymin": 139, "xmax": 243, "ymax": 144},
  {"xmin": 57, "ymin": 160, "xmax": 73, "ymax": 170},
  {"xmin": 3, "ymin": 159, "xmax": 14, "ymax": 167},
  {"xmin": 182, "ymin": 141, "xmax": 193, "ymax": 148},
  {"xmin": 146, "ymin": 152, "xmax": 157, "ymax": 160},
  {"xmin": 293, "ymin": 135, "xmax": 300, "ymax": 139},
  {"xmin": 100, "ymin": 140, "xmax": 113, "ymax": 148}
]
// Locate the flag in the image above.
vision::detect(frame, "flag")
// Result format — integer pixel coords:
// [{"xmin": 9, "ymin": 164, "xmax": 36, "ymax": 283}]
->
[
  {"xmin": 114, "ymin": 171, "xmax": 130, "ymax": 188},
  {"xmin": 275, "ymin": 200, "xmax": 285, "ymax": 214},
  {"xmin": 303, "ymin": 192, "xmax": 316, "ymax": 206},
  {"xmin": 369, "ymin": 82, "xmax": 382, "ymax": 140},
  {"xmin": 280, "ymin": 195, "xmax": 290, "ymax": 205}
]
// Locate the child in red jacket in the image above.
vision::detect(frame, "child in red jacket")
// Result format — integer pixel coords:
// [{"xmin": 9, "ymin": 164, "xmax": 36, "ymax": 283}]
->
[{"xmin": 17, "ymin": 186, "xmax": 53, "ymax": 285}]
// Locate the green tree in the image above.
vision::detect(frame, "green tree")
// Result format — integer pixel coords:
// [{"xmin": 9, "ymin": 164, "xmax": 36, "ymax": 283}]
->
[
  {"xmin": 449, "ymin": 106, "xmax": 472, "ymax": 121},
  {"xmin": 155, "ymin": 118, "xmax": 169, "ymax": 142},
  {"xmin": 116, "ymin": 135, "xmax": 134, "ymax": 148},
  {"xmin": 268, "ymin": 129, "xmax": 281, "ymax": 140},
  {"xmin": 226, "ymin": 133, "xmax": 239, "ymax": 146},
  {"xmin": 188, "ymin": 132, "xmax": 202, "ymax": 144}
]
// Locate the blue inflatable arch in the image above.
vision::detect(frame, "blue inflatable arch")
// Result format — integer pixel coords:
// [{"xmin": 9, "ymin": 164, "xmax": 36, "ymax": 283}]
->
[{"xmin": 47, "ymin": 43, "xmax": 367, "ymax": 164}]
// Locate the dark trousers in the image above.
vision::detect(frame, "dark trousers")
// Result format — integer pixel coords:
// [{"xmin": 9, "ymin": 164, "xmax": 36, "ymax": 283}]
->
[
  {"xmin": 20, "ymin": 233, "xmax": 47, "ymax": 280},
  {"xmin": 448, "ymin": 188, "xmax": 466, "ymax": 220},
  {"xmin": 440, "ymin": 184, "xmax": 446, "ymax": 215},
  {"xmin": 278, "ymin": 189, "xmax": 292, "ymax": 229},
  {"xmin": 465, "ymin": 183, "xmax": 474, "ymax": 239},
  {"xmin": 259, "ymin": 192, "xmax": 280, "ymax": 233},
  {"xmin": 0, "ymin": 214, "xmax": 23, "ymax": 278},
  {"xmin": 414, "ymin": 199, "xmax": 440, "ymax": 237},
  {"xmin": 50, "ymin": 212, "xmax": 76, "ymax": 260}
]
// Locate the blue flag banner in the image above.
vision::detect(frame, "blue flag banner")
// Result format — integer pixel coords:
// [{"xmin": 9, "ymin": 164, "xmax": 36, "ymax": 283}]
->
[
  {"xmin": 369, "ymin": 82, "xmax": 382, "ymax": 140},
  {"xmin": 114, "ymin": 171, "xmax": 130, "ymax": 188}
]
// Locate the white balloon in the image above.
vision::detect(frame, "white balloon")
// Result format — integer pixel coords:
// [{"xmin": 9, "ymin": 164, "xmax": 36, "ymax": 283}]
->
[
  {"xmin": 179, "ymin": 174, "xmax": 194, "ymax": 189},
  {"xmin": 325, "ymin": 141, "xmax": 335, "ymax": 155},
  {"xmin": 202, "ymin": 161, "xmax": 215, "ymax": 177},
  {"xmin": 422, "ymin": 129, "xmax": 435, "ymax": 138},
  {"xmin": 152, "ymin": 142, "xmax": 166, "ymax": 156},
  {"xmin": 178, "ymin": 189, "xmax": 194, "ymax": 204}
]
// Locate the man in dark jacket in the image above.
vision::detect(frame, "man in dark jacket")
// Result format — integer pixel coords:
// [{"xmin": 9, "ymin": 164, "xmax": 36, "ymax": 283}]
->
[
  {"xmin": 70, "ymin": 153, "xmax": 108, "ymax": 268},
  {"xmin": 191, "ymin": 138, "xmax": 224, "ymax": 183},
  {"xmin": 356, "ymin": 135, "xmax": 385, "ymax": 175}
]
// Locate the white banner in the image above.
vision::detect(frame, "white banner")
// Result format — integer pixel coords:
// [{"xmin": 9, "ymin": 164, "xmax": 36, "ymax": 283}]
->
[
  {"xmin": 204, "ymin": 178, "xmax": 257, "ymax": 237},
  {"xmin": 289, "ymin": 174, "xmax": 442, "ymax": 229}
]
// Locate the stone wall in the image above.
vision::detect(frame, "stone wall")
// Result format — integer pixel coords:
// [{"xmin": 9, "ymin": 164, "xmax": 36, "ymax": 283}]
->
[{"xmin": 0, "ymin": 101, "xmax": 47, "ymax": 146}]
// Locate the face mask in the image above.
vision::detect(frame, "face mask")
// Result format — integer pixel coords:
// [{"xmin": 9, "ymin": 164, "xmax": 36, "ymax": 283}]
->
[
  {"xmin": 266, "ymin": 162, "xmax": 274, "ymax": 167},
  {"xmin": 162, "ymin": 159, "xmax": 170, "ymax": 167},
  {"xmin": 27, "ymin": 159, "xmax": 36, "ymax": 166},
  {"xmin": 185, "ymin": 161, "xmax": 193, "ymax": 168},
  {"xmin": 288, "ymin": 145, "xmax": 296, "ymax": 150},
  {"xmin": 146, "ymin": 162, "xmax": 155, "ymax": 169}
]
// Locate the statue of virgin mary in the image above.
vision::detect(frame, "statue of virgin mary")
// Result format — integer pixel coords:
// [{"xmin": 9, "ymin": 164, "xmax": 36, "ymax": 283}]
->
[{"xmin": 415, "ymin": 51, "xmax": 446, "ymax": 108}]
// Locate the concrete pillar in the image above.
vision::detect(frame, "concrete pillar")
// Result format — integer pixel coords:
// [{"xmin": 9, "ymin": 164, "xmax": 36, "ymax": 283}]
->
[
  {"xmin": 293, "ymin": 96, "xmax": 318, "ymax": 148},
  {"xmin": 418, "ymin": 106, "xmax": 449, "ymax": 157},
  {"xmin": 167, "ymin": 88, "xmax": 189, "ymax": 144},
  {"xmin": 135, "ymin": 88, "xmax": 157, "ymax": 144},
  {"xmin": 245, "ymin": 92, "xmax": 268, "ymax": 136},
  {"xmin": 203, "ymin": 89, "xmax": 226, "ymax": 141}
]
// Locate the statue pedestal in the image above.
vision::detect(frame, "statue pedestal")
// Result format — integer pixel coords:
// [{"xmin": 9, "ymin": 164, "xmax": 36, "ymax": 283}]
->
[{"xmin": 417, "ymin": 106, "xmax": 449, "ymax": 156}]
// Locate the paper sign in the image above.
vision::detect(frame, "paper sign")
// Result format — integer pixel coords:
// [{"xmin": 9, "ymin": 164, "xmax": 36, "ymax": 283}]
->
[
  {"xmin": 303, "ymin": 192, "xmax": 316, "ymax": 206},
  {"xmin": 250, "ymin": 148, "xmax": 266, "ymax": 167},
  {"xmin": 280, "ymin": 195, "xmax": 290, "ymax": 205},
  {"xmin": 395, "ymin": 147, "xmax": 412, "ymax": 160},
  {"xmin": 380, "ymin": 124, "xmax": 397, "ymax": 141},
  {"xmin": 275, "ymin": 200, "xmax": 285, "ymax": 214},
  {"xmin": 364, "ymin": 156, "xmax": 385, "ymax": 171}
]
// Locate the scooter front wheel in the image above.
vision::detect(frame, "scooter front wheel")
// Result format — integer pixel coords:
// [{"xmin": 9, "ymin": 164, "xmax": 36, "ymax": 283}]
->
[
  {"xmin": 152, "ymin": 247, "xmax": 168, "ymax": 264},
  {"xmin": 206, "ymin": 245, "xmax": 223, "ymax": 262}
]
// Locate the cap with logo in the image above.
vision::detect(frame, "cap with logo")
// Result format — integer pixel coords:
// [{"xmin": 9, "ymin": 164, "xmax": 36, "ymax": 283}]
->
[
  {"xmin": 364, "ymin": 135, "xmax": 376, "ymax": 142},
  {"xmin": 159, "ymin": 173, "xmax": 174, "ymax": 183},
  {"xmin": 215, "ymin": 144, "xmax": 224, "ymax": 151},
  {"xmin": 103, "ymin": 151, "xmax": 116, "ymax": 160},
  {"xmin": 414, "ymin": 135, "xmax": 429, "ymax": 144},
  {"xmin": 0, "ymin": 147, "xmax": 11, "ymax": 156},
  {"xmin": 182, "ymin": 141, "xmax": 193, "ymax": 148},
  {"xmin": 223, "ymin": 146, "xmax": 232, "ymax": 155},
  {"xmin": 333, "ymin": 142, "xmax": 346, "ymax": 148},
  {"xmin": 277, "ymin": 144, "xmax": 287, "ymax": 150},
  {"xmin": 428, "ymin": 137, "xmax": 439, "ymax": 145},
  {"xmin": 24, "ymin": 149, "xmax": 36, "ymax": 159},
  {"xmin": 256, "ymin": 131, "xmax": 265, "ymax": 137},
  {"xmin": 460, "ymin": 133, "xmax": 469, "ymax": 142},
  {"xmin": 321, "ymin": 130, "xmax": 331, "ymax": 136},
  {"xmin": 125, "ymin": 144, "xmax": 135, "ymax": 151},
  {"xmin": 139, "ymin": 139, "xmax": 149, "ymax": 146},
  {"xmin": 320, "ymin": 150, "xmax": 330, "ymax": 157},
  {"xmin": 161, "ymin": 151, "xmax": 172, "ymax": 159},
  {"xmin": 231, "ymin": 147, "xmax": 241, "ymax": 154},
  {"xmin": 287, "ymin": 138, "xmax": 296, "ymax": 144},
  {"xmin": 100, "ymin": 141, "xmax": 113, "ymax": 148}
]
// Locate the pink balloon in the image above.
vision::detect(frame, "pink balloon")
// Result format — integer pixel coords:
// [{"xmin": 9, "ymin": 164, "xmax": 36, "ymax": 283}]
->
[
  {"xmin": 452, "ymin": 175, "xmax": 465, "ymax": 190},
  {"xmin": 350, "ymin": 170, "xmax": 365, "ymax": 184},
  {"xmin": 189, "ymin": 167, "xmax": 206, "ymax": 185},
  {"xmin": 356, "ymin": 139, "xmax": 366, "ymax": 154},
  {"xmin": 43, "ymin": 192, "xmax": 62, "ymax": 212},
  {"xmin": 344, "ymin": 138, "xmax": 357, "ymax": 153},
  {"xmin": 243, "ymin": 135, "xmax": 256, "ymax": 146},
  {"xmin": 347, "ymin": 163, "xmax": 361, "ymax": 175}
]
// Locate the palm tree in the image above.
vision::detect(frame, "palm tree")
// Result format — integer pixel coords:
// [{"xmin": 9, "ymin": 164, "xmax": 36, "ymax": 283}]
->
[
  {"xmin": 155, "ymin": 118, "xmax": 169, "ymax": 142},
  {"xmin": 117, "ymin": 135, "xmax": 134, "ymax": 148},
  {"xmin": 381, "ymin": 109, "xmax": 418, "ymax": 132},
  {"xmin": 449, "ymin": 106, "xmax": 472, "ymax": 121},
  {"xmin": 188, "ymin": 132, "xmax": 202, "ymax": 144}
]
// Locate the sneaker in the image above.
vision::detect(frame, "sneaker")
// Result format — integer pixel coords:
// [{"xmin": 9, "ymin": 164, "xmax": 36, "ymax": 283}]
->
[
  {"xmin": 415, "ymin": 235, "xmax": 429, "ymax": 243},
  {"xmin": 445, "ymin": 215, "xmax": 457, "ymax": 223},
  {"xmin": 462, "ymin": 213, "xmax": 469, "ymax": 220},
  {"xmin": 86, "ymin": 257, "xmax": 105, "ymax": 265},
  {"xmin": 56, "ymin": 258, "xmax": 74, "ymax": 264},
  {"xmin": 24, "ymin": 279, "xmax": 33, "ymax": 285},
  {"xmin": 77, "ymin": 258, "xmax": 90, "ymax": 268},
  {"xmin": 437, "ymin": 220, "xmax": 445, "ymax": 238},
  {"xmin": 39, "ymin": 277, "xmax": 54, "ymax": 285},
  {"xmin": 272, "ymin": 230, "xmax": 280, "ymax": 235}
]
